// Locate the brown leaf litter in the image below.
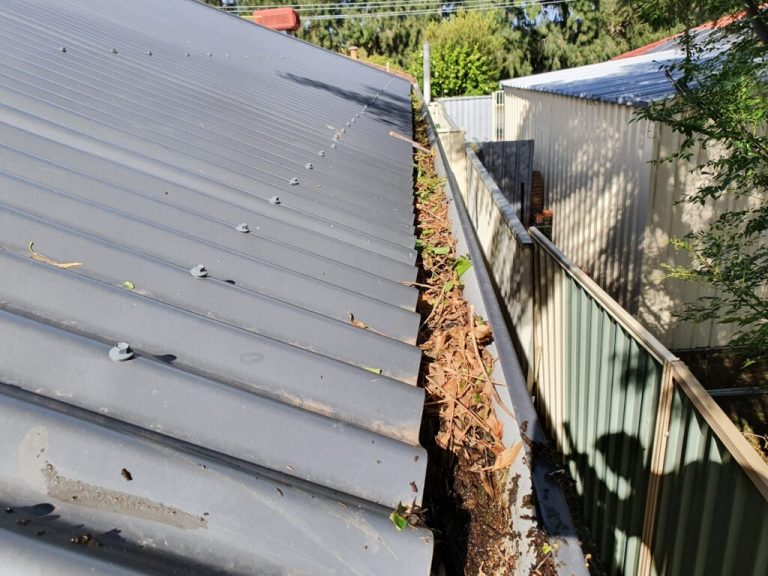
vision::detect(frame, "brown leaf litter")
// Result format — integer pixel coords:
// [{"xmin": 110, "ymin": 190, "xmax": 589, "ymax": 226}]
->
[{"xmin": 412, "ymin": 110, "xmax": 525, "ymax": 575}]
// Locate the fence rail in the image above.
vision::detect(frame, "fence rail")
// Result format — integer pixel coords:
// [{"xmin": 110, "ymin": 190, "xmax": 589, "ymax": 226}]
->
[{"xmin": 456, "ymin": 133, "xmax": 768, "ymax": 576}]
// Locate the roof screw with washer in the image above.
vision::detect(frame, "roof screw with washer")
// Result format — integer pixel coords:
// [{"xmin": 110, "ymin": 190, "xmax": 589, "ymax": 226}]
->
[
  {"xmin": 304, "ymin": 163, "xmax": 313, "ymax": 170},
  {"xmin": 60, "ymin": 46, "xmax": 67, "ymax": 53},
  {"xmin": 235, "ymin": 223, "xmax": 250, "ymax": 233},
  {"xmin": 190, "ymin": 264, "xmax": 208, "ymax": 278},
  {"xmin": 289, "ymin": 178, "xmax": 299, "ymax": 185},
  {"xmin": 109, "ymin": 342, "xmax": 135, "ymax": 362},
  {"xmin": 269, "ymin": 196, "xmax": 281, "ymax": 205},
  {"xmin": 318, "ymin": 150, "xmax": 325, "ymax": 157},
  {"xmin": 331, "ymin": 143, "xmax": 337, "ymax": 149}
]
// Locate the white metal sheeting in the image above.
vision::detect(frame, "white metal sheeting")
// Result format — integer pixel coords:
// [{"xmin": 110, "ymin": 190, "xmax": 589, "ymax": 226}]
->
[
  {"xmin": 501, "ymin": 50, "xmax": 682, "ymax": 107},
  {"xmin": 439, "ymin": 95, "xmax": 493, "ymax": 141}
]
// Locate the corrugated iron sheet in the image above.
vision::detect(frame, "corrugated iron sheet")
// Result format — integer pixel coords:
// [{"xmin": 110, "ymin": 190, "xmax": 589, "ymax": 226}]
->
[
  {"xmin": 501, "ymin": 50, "xmax": 683, "ymax": 107},
  {"xmin": 503, "ymin": 87, "xmax": 654, "ymax": 313},
  {"xmin": 528, "ymin": 227, "xmax": 768, "ymax": 576},
  {"xmin": 0, "ymin": 0, "xmax": 433, "ymax": 573},
  {"xmin": 650, "ymin": 371, "xmax": 768, "ymax": 576},
  {"xmin": 439, "ymin": 95, "xmax": 492, "ymax": 141},
  {"xmin": 464, "ymin": 145, "xmax": 535, "ymax": 381},
  {"xmin": 532, "ymin": 228, "xmax": 664, "ymax": 575}
]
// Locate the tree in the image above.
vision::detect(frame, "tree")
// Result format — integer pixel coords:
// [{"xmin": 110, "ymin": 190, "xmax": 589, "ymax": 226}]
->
[
  {"xmin": 409, "ymin": 10, "xmax": 507, "ymax": 97},
  {"xmin": 519, "ymin": 0, "xmax": 685, "ymax": 72},
  {"xmin": 636, "ymin": 1, "xmax": 768, "ymax": 361}
]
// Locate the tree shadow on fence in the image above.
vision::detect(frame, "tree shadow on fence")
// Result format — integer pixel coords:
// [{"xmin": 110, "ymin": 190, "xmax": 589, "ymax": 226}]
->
[{"xmin": 556, "ymin": 418, "xmax": 766, "ymax": 576}]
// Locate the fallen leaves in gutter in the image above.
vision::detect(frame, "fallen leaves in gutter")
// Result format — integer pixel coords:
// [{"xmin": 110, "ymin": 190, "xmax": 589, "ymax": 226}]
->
[{"xmin": 413, "ymin": 142, "xmax": 514, "ymax": 498}]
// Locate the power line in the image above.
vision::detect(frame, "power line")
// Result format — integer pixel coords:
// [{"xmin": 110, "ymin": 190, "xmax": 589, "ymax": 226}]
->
[
  {"xmin": 234, "ymin": 0, "xmax": 570, "ymax": 12},
  {"xmin": 305, "ymin": 4, "xmax": 529, "ymax": 19},
  {"xmin": 236, "ymin": 0, "xmax": 442, "ymax": 10}
]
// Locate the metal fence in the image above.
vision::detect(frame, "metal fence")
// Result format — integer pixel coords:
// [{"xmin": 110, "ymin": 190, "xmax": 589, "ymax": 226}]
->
[
  {"xmin": 439, "ymin": 95, "xmax": 493, "ymax": 142},
  {"xmin": 460, "ymin": 143, "xmax": 768, "ymax": 576},
  {"xmin": 465, "ymin": 145, "xmax": 535, "ymax": 382}
]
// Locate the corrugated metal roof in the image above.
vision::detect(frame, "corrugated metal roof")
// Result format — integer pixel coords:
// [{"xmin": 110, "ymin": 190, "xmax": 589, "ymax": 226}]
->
[
  {"xmin": 501, "ymin": 50, "xmax": 684, "ymax": 106},
  {"xmin": 0, "ymin": 0, "xmax": 433, "ymax": 573}
]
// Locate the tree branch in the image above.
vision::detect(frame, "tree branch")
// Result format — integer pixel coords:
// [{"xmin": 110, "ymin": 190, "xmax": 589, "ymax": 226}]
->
[{"xmin": 744, "ymin": 0, "xmax": 768, "ymax": 45}]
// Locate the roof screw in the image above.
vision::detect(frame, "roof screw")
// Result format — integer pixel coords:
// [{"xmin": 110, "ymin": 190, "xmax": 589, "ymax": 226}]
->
[
  {"xmin": 235, "ymin": 222, "xmax": 250, "ymax": 233},
  {"xmin": 207, "ymin": 52, "xmax": 213, "ymax": 57},
  {"xmin": 111, "ymin": 48, "xmax": 118, "ymax": 54},
  {"xmin": 318, "ymin": 150, "xmax": 325, "ymax": 157},
  {"xmin": 190, "ymin": 264, "xmax": 208, "ymax": 278},
  {"xmin": 269, "ymin": 196, "xmax": 281, "ymax": 205},
  {"xmin": 304, "ymin": 163, "xmax": 313, "ymax": 170},
  {"xmin": 289, "ymin": 177, "xmax": 299, "ymax": 186},
  {"xmin": 333, "ymin": 134, "xmax": 340, "ymax": 141},
  {"xmin": 186, "ymin": 51, "xmax": 191, "ymax": 57},
  {"xmin": 341, "ymin": 128, "xmax": 346, "ymax": 134},
  {"xmin": 331, "ymin": 143, "xmax": 337, "ymax": 149},
  {"xmin": 60, "ymin": 46, "xmax": 67, "ymax": 53},
  {"xmin": 109, "ymin": 342, "xmax": 135, "ymax": 362},
  {"xmin": 147, "ymin": 50, "xmax": 153, "ymax": 56},
  {"xmin": 345, "ymin": 122, "xmax": 351, "ymax": 127},
  {"xmin": 225, "ymin": 54, "xmax": 230, "ymax": 59}
]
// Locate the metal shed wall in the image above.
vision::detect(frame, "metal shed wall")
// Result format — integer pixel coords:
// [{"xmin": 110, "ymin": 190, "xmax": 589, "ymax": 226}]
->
[
  {"xmin": 503, "ymin": 87, "xmax": 655, "ymax": 313},
  {"xmin": 502, "ymin": 87, "xmax": 745, "ymax": 349}
]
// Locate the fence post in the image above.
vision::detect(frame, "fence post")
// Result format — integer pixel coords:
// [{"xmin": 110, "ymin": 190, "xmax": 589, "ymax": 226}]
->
[
  {"xmin": 638, "ymin": 359, "xmax": 676, "ymax": 576},
  {"xmin": 422, "ymin": 42, "xmax": 431, "ymax": 105}
]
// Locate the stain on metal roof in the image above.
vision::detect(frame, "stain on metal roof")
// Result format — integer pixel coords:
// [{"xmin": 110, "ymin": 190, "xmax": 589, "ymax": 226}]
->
[{"xmin": 0, "ymin": 0, "xmax": 432, "ymax": 573}]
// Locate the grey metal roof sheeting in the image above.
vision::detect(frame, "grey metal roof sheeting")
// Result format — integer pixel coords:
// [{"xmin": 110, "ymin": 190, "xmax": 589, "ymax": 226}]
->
[
  {"xmin": 0, "ymin": 0, "xmax": 433, "ymax": 573},
  {"xmin": 501, "ymin": 49, "xmax": 684, "ymax": 106}
]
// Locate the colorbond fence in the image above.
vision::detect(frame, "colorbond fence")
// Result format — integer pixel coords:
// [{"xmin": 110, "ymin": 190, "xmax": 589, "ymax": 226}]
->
[{"xmin": 459, "ymin": 136, "xmax": 768, "ymax": 576}]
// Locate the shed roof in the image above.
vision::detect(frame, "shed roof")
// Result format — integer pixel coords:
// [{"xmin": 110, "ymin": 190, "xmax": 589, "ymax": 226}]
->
[
  {"xmin": 0, "ymin": 0, "xmax": 432, "ymax": 573},
  {"xmin": 501, "ymin": 49, "xmax": 683, "ymax": 106}
]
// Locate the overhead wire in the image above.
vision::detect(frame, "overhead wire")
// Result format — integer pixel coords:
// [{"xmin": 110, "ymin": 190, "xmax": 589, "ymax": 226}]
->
[{"xmin": 234, "ymin": 0, "xmax": 575, "ymax": 14}]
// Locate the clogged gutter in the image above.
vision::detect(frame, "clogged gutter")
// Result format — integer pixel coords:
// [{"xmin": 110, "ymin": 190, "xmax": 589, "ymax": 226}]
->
[{"xmin": 410, "ymin": 98, "xmax": 557, "ymax": 575}]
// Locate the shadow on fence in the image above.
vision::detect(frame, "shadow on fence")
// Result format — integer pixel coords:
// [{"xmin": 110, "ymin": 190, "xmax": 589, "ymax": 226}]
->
[{"xmin": 446, "ymin": 130, "xmax": 768, "ymax": 576}]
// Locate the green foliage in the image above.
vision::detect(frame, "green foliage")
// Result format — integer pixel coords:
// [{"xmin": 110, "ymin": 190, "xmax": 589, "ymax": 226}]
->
[
  {"xmin": 637, "ymin": 1, "xmax": 768, "ymax": 360},
  {"xmin": 519, "ymin": 0, "xmax": 686, "ymax": 72},
  {"xmin": 409, "ymin": 10, "xmax": 506, "ymax": 96}
]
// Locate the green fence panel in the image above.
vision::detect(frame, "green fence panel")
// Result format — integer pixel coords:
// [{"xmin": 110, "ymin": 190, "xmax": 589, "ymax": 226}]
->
[
  {"xmin": 651, "ymin": 385, "xmax": 768, "ymax": 576},
  {"xmin": 548, "ymin": 263, "xmax": 663, "ymax": 576}
]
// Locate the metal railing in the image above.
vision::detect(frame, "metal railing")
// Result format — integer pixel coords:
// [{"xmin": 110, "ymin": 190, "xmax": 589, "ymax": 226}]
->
[{"xmin": 459, "ymin": 141, "xmax": 768, "ymax": 576}]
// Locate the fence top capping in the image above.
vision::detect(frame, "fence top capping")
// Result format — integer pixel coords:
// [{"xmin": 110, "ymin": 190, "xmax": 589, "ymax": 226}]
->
[
  {"xmin": 529, "ymin": 226, "xmax": 676, "ymax": 365},
  {"xmin": 464, "ymin": 144, "xmax": 533, "ymax": 247},
  {"xmin": 431, "ymin": 101, "xmax": 461, "ymax": 131},
  {"xmin": 670, "ymin": 360, "xmax": 768, "ymax": 502}
]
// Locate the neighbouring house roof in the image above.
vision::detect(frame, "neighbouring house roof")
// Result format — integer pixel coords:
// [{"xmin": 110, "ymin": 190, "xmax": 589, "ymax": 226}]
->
[
  {"xmin": 0, "ymin": 0, "xmax": 432, "ymax": 573},
  {"xmin": 613, "ymin": 7, "xmax": 754, "ymax": 60},
  {"xmin": 501, "ymin": 49, "xmax": 685, "ymax": 106}
]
